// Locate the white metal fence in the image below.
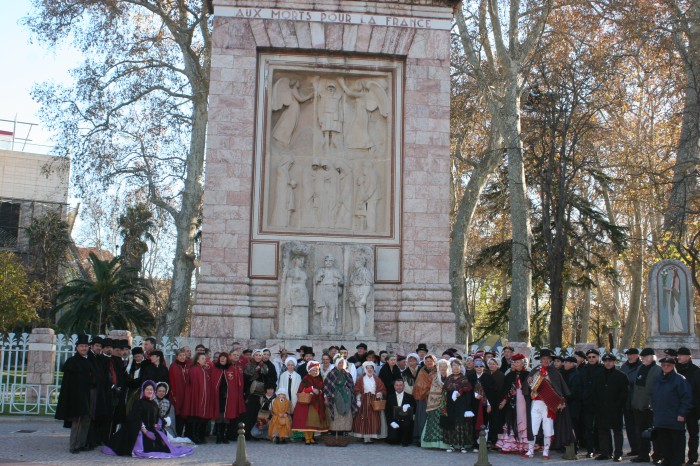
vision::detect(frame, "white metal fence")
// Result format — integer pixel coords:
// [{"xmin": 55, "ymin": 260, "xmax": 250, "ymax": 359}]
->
[{"xmin": 0, "ymin": 332, "xmax": 186, "ymax": 415}]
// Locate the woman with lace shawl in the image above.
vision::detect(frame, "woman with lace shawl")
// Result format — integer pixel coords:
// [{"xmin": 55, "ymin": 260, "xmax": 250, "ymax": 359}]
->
[
  {"xmin": 413, "ymin": 354, "xmax": 437, "ymax": 445},
  {"xmin": 495, "ymin": 354, "xmax": 533, "ymax": 453},
  {"xmin": 323, "ymin": 357, "xmax": 357, "ymax": 434},
  {"xmin": 402, "ymin": 353, "xmax": 421, "ymax": 397},
  {"xmin": 102, "ymin": 380, "xmax": 193, "ymax": 459},
  {"xmin": 442, "ymin": 358, "xmax": 474, "ymax": 452},
  {"xmin": 420, "ymin": 358, "xmax": 450, "ymax": 449}
]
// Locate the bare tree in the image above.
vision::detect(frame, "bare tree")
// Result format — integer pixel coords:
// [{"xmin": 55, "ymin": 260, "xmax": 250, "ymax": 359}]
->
[
  {"xmin": 25, "ymin": 0, "xmax": 211, "ymax": 336},
  {"xmin": 452, "ymin": 0, "xmax": 553, "ymax": 344}
]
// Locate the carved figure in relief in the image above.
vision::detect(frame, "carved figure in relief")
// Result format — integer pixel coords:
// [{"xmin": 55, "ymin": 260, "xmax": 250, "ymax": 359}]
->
[
  {"xmin": 302, "ymin": 159, "xmax": 323, "ymax": 226},
  {"xmin": 271, "ymin": 155, "xmax": 297, "ymax": 227},
  {"xmin": 314, "ymin": 80, "xmax": 343, "ymax": 152},
  {"xmin": 348, "ymin": 255, "xmax": 373, "ymax": 337},
  {"xmin": 313, "ymin": 255, "xmax": 344, "ymax": 335},
  {"xmin": 333, "ymin": 160, "xmax": 353, "ymax": 229},
  {"xmin": 281, "ymin": 256, "xmax": 310, "ymax": 336},
  {"xmin": 319, "ymin": 159, "xmax": 336, "ymax": 228},
  {"xmin": 338, "ymin": 78, "xmax": 389, "ymax": 151},
  {"xmin": 662, "ymin": 268, "xmax": 685, "ymax": 332},
  {"xmin": 271, "ymin": 78, "xmax": 313, "ymax": 146},
  {"xmin": 355, "ymin": 161, "xmax": 381, "ymax": 231}
]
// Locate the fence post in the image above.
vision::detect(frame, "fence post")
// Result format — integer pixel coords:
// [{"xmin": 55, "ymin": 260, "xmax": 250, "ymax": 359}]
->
[{"xmin": 26, "ymin": 328, "xmax": 56, "ymax": 402}]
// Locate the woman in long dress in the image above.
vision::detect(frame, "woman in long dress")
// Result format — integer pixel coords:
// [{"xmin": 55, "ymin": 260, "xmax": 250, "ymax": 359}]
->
[
  {"xmin": 211, "ymin": 352, "xmax": 246, "ymax": 444},
  {"xmin": 495, "ymin": 354, "xmax": 532, "ymax": 453},
  {"xmin": 291, "ymin": 361, "xmax": 328, "ymax": 444},
  {"xmin": 352, "ymin": 361, "xmax": 388, "ymax": 443},
  {"xmin": 402, "ymin": 353, "xmax": 421, "ymax": 397},
  {"xmin": 421, "ymin": 358, "xmax": 450, "ymax": 449},
  {"xmin": 187, "ymin": 353, "xmax": 215, "ymax": 445},
  {"xmin": 413, "ymin": 354, "xmax": 437, "ymax": 445},
  {"xmin": 167, "ymin": 349, "xmax": 190, "ymax": 437},
  {"xmin": 102, "ymin": 380, "xmax": 194, "ymax": 458},
  {"xmin": 323, "ymin": 357, "xmax": 357, "ymax": 434},
  {"xmin": 442, "ymin": 359, "xmax": 474, "ymax": 453},
  {"xmin": 243, "ymin": 349, "xmax": 270, "ymax": 439}
]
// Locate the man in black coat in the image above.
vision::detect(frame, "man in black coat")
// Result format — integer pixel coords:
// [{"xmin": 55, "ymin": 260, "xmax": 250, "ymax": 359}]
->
[
  {"xmin": 561, "ymin": 356, "xmax": 584, "ymax": 451},
  {"xmin": 55, "ymin": 334, "xmax": 98, "ymax": 453},
  {"xmin": 676, "ymin": 347, "xmax": 700, "ymax": 465},
  {"xmin": 579, "ymin": 348, "xmax": 605, "ymax": 457},
  {"xmin": 593, "ymin": 353, "xmax": 629, "ymax": 461},
  {"xmin": 620, "ymin": 348, "xmax": 642, "ymax": 456},
  {"xmin": 385, "ymin": 379, "xmax": 416, "ymax": 446}
]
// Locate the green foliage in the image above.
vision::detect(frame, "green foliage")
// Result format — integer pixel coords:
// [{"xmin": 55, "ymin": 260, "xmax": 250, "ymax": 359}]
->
[
  {"xmin": 53, "ymin": 252, "xmax": 155, "ymax": 335},
  {"xmin": 0, "ymin": 252, "xmax": 44, "ymax": 331},
  {"xmin": 118, "ymin": 203, "xmax": 155, "ymax": 274}
]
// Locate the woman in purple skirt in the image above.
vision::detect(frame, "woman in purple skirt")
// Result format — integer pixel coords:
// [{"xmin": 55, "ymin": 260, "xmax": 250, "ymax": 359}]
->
[{"xmin": 103, "ymin": 380, "xmax": 194, "ymax": 458}]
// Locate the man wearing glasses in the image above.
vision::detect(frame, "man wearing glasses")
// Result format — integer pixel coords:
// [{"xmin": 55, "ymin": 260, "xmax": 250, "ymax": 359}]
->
[{"xmin": 580, "ymin": 348, "xmax": 604, "ymax": 458}]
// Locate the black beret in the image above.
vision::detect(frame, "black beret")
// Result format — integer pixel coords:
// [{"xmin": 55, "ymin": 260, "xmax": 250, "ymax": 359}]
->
[
  {"xmin": 356, "ymin": 343, "xmax": 368, "ymax": 350},
  {"xmin": 601, "ymin": 353, "xmax": 617, "ymax": 362},
  {"xmin": 664, "ymin": 348, "xmax": 679, "ymax": 357},
  {"xmin": 640, "ymin": 348, "xmax": 655, "ymax": 356},
  {"xmin": 564, "ymin": 356, "xmax": 578, "ymax": 363},
  {"xmin": 586, "ymin": 348, "xmax": 600, "ymax": 356},
  {"xmin": 678, "ymin": 347, "xmax": 692, "ymax": 356},
  {"xmin": 659, "ymin": 357, "xmax": 676, "ymax": 364},
  {"xmin": 624, "ymin": 348, "xmax": 640, "ymax": 355}
]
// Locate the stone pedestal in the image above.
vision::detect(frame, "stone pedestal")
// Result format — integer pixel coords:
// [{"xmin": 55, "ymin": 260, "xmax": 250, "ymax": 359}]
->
[
  {"xmin": 192, "ymin": 0, "xmax": 459, "ymax": 346},
  {"xmin": 26, "ymin": 328, "xmax": 56, "ymax": 402}
]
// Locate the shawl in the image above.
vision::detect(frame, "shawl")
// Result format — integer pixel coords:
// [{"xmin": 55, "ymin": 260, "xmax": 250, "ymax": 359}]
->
[
  {"xmin": 413, "ymin": 365, "xmax": 436, "ymax": 401},
  {"xmin": 426, "ymin": 371, "xmax": 445, "ymax": 411},
  {"xmin": 443, "ymin": 373, "xmax": 472, "ymax": 394},
  {"xmin": 323, "ymin": 367, "xmax": 357, "ymax": 420},
  {"xmin": 155, "ymin": 396, "xmax": 171, "ymax": 419}
]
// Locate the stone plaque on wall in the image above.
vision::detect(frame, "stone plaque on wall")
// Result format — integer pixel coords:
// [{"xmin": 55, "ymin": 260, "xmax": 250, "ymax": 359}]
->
[{"xmin": 252, "ymin": 53, "xmax": 403, "ymax": 244}]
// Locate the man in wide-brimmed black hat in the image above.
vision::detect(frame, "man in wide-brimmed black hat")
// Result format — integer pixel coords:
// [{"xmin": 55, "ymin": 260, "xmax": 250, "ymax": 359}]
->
[
  {"xmin": 55, "ymin": 335, "xmax": 98, "ymax": 453},
  {"xmin": 296, "ymin": 346, "xmax": 315, "ymax": 378}
]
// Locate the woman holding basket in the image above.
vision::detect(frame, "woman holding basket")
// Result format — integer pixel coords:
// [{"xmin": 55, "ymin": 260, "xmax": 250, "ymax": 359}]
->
[
  {"xmin": 291, "ymin": 361, "xmax": 328, "ymax": 444},
  {"xmin": 352, "ymin": 361, "xmax": 388, "ymax": 443}
]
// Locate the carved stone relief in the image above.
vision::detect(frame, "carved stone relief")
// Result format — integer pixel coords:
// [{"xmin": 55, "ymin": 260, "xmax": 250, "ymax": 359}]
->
[
  {"xmin": 277, "ymin": 242, "xmax": 374, "ymax": 338},
  {"xmin": 255, "ymin": 55, "xmax": 401, "ymax": 242}
]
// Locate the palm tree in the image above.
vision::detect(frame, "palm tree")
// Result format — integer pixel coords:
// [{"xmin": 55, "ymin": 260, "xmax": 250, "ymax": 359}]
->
[
  {"xmin": 53, "ymin": 252, "xmax": 155, "ymax": 335},
  {"xmin": 118, "ymin": 203, "xmax": 155, "ymax": 275}
]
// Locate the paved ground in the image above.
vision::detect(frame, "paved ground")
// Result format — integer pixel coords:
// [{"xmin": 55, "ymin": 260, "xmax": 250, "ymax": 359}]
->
[{"xmin": 0, "ymin": 416, "xmax": 624, "ymax": 466}]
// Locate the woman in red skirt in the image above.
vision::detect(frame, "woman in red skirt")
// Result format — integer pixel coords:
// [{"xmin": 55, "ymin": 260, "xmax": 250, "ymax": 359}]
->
[
  {"xmin": 352, "ymin": 361, "xmax": 388, "ymax": 443},
  {"xmin": 291, "ymin": 361, "xmax": 328, "ymax": 444}
]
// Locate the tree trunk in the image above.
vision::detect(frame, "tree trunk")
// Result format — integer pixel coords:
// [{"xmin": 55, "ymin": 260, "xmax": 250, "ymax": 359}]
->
[
  {"xmin": 666, "ymin": 20, "xmax": 700, "ymax": 232},
  {"xmin": 450, "ymin": 129, "xmax": 503, "ymax": 345},
  {"xmin": 160, "ymin": 92, "xmax": 208, "ymax": 337},
  {"xmin": 581, "ymin": 281, "xmax": 591, "ymax": 342},
  {"xmin": 501, "ymin": 89, "xmax": 532, "ymax": 344},
  {"xmin": 621, "ymin": 200, "xmax": 644, "ymax": 349}
]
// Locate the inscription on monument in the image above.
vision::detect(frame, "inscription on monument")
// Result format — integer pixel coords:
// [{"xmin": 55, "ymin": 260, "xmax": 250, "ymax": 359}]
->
[{"xmin": 252, "ymin": 54, "xmax": 403, "ymax": 244}]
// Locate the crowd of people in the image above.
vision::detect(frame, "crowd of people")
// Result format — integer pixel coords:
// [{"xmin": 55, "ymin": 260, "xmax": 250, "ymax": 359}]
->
[{"xmin": 54, "ymin": 336, "xmax": 698, "ymax": 465}]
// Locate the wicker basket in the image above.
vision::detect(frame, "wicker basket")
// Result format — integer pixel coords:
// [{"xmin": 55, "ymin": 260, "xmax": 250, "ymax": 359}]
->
[
  {"xmin": 297, "ymin": 392, "xmax": 312, "ymax": 404},
  {"xmin": 371, "ymin": 399, "xmax": 386, "ymax": 411},
  {"xmin": 323, "ymin": 433, "xmax": 351, "ymax": 447}
]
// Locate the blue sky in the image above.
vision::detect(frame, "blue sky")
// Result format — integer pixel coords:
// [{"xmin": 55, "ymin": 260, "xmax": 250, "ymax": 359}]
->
[{"xmin": 0, "ymin": 0, "xmax": 80, "ymax": 146}]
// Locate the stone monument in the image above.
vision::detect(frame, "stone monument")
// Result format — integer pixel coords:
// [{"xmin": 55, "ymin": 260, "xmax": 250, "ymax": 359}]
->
[
  {"xmin": 191, "ymin": 0, "xmax": 459, "ymax": 350},
  {"xmin": 646, "ymin": 259, "xmax": 699, "ymax": 353}
]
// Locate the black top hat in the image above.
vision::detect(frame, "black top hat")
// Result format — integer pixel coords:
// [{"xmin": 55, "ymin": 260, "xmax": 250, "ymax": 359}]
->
[
  {"xmin": 76, "ymin": 334, "xmax": 90, "ymax": 346},
  {"xmin": 640, "ymin": 348, "xmax": 655, "ymax": 356},
  {"xmin": 416, "ymin": 343, "xmax": 429, "ymax": 352},
  {"xmin": 356, "ymin": 343, "xmax": 368, "ymax": 350},
  {"xmin": 303, "ymin": 347, "xmax": 315, "ymax": 356},
  {"xmin": 601, "ymin": 353, "xmax": 617, "ymax": 362},
  {"xmin": 658, "ymin": 357, "xmax": 677, "ymax": 364},
  {"xmin": 114, "ymin": 339, "xmax": 129, "ymax": 349},
  {"xmin": 132, "ymin": 347, "xmax": 144, "ymax": 356},
  {"xmin": 678, "ymin": 347, "xmax": 692, "ymax": 356},
  {"xmin": 102, "ymin": 338, "xmax": 114, "ymax": 348},
  {"xmin": 585, "ymin": 348, "xmax": 600, "ymax": 356},
  {"xmin": 664, "ymin": 348, "xmax": 679, "ymax": 357},
  {"xmin": 536, "ymin": 348, "xmax": 554, "ymax": 360},
  {"xmin": 90, "ymin": 336, "xmax": 103, "ymax": 346},
  {"xmin": 624, "ymin": 348, "xmax": 640, "ymax": 355}
]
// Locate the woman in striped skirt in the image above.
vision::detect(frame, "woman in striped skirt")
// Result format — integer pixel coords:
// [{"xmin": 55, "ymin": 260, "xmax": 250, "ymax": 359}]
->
[{"xmin": 352, "ymin": 361, "xmax": 388, "ymax": 443}]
